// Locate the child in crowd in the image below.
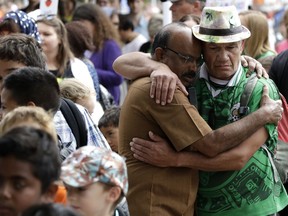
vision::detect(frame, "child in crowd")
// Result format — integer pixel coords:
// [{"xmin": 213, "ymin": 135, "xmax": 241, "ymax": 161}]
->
[
  {"xmin": 59, "ymin": 78, "xmax": 104, "ymax": 123},
  {"xmin": 0, "ymin": 126, "xmax": 61, "ymax": 216},
  {"xmin": 60, "ymin": 78, "xmax": 96, "ymax": 115},
  {"xmin": 0, "ymin": 106, "xmax": 57, "ymax": 141},
  {"xmin": 61, "ymin": 146, "xmax": 129, "ymax": 216},
  {"xmin": 0, "ymin": 106, "xmax": 67, "ymax": 205},
  {"xmin": 98, "ymin": 106, "xmax": 120, "ymax": 152}
]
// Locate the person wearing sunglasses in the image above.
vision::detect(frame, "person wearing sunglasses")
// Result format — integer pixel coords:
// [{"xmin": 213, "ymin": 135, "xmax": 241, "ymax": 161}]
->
[{"xmin": 117, "ymin": 21, "xmax": 283, "ymax": 216}]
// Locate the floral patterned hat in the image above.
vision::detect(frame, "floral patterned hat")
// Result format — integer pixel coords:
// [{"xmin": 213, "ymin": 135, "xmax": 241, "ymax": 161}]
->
[
  {"xmin": 61, "ymin": 146, "xmax": 128, "ymax": 195},
  {"xmin": 192, "ymin": 6, "xmax": 250, "ymax": 43}
]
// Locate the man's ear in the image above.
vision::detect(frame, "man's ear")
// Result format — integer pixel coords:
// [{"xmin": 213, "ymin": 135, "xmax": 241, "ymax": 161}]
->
[
  {"xmin": 107, "ymin": 186, "xmax": 121, "ymax": 203},
  {"xmin": 40, "ymin": 183, "xmax": 58, "ymax": 203},
  {"xmin": 154, "ymin": 47, "xmax": 165, "ymax": 61},
  {"xmin": 27, "ymin": 101, "xmax": 36, "ymax": 107}
]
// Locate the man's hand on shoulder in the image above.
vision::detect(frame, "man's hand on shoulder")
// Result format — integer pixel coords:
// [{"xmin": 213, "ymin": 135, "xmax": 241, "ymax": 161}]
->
[
  {"xmin": 150, "ymin": 65, "xmax": 188, "ymax": 106},
  {"xmin": 241, "ymin": 55, "xmax": 269, "ymax": 79}
]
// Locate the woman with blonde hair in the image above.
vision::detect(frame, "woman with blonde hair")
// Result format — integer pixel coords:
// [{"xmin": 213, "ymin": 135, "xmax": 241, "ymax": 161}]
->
[
  {"xmin": 72, "ymin": 3, "xmax": 123, "ymax": 105},
  {"xmin": 239, "ymin": 10, "xmax": 277, "ymax": 72}
]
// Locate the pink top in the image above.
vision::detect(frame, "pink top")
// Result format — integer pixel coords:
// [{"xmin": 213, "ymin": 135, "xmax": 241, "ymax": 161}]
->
[{"xmin": 276, "ymin": 39, "xmax": 288, "ymax": 54}]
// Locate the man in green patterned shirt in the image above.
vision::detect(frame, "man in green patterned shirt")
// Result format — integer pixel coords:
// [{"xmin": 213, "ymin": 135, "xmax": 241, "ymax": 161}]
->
[
  {"xmin": 190, "ymin": 6, "xmax": 288, "ymax": 216},
  {"xmin": 115, "ymin": 5, "xmax": 288, "ymax": 216}
]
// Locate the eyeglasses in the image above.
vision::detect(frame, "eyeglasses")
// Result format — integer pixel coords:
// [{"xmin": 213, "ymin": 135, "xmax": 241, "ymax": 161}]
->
[{"xmin": 163, "ymin": 47, "xmax": 203, "ymax": 67}]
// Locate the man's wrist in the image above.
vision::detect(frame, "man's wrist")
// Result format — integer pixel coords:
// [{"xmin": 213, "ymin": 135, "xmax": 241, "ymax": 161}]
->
[
  {"xmin": 175, "ymin": 152, "xmax": 190, "ymax": 168},
  {"xmin": 257, "ymin": 106, "xmax": 272, "ymax": 124},
  {"xmin": 174, "ymin": 152, "xmax": 181, "ymax": 167}
]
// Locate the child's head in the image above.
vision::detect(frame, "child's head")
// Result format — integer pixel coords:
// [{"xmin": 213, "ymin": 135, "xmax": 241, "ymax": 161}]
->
[
  {"xmin": 98, "ymin": 106, "xmax": 120, "ymax": 152},
  {"xmin": 59, "ymin": 78, "xmax": 96, "ymax": 115},
  {"xmin": 0, "ymin": 34, "xmax": 46, "ymax": 88},
  {"xmin": 1, "ymin": 67, "xmax": 60, "ymax": 116},
  {"xmin": 0, "ymin": 126, "xmax": 61, "ymax": 216},
  {"xmin": 61, "ymin": 146, "xmax": 128, "ymax": 216},
  {"xmin": 0, "ymin": 106, "xmax": 57, "ymax": 142}
]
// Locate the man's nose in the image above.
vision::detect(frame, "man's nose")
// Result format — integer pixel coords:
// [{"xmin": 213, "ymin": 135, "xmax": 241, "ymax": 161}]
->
[
  {"xmin": 187, "ymin": 60, "xmax": 198, "ymax": 71},
  {"xmin": 217, "ymin": 49, "xmax": 229, "ymax": 61}
]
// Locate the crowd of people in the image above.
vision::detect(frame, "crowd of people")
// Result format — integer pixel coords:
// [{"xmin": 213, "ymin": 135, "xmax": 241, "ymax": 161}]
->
[{"xmin": 0, "ymin": 0, "xmax": 288, "ymax": 216}]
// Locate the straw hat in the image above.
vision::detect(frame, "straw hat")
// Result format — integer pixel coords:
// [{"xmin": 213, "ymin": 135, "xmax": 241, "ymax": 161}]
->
[{"xmin": 192, "ymin": 6, "xmax": 251, "ymax": 43}]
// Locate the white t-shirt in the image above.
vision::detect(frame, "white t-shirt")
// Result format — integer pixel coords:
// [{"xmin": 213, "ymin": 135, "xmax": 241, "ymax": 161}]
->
[
  {"xmin": 70, "ymin": 57, "xmax": 95, "ymax": 92},
  {"xmin": 122, "ymin": 34, "xmax": 147, "ymax": 54}
]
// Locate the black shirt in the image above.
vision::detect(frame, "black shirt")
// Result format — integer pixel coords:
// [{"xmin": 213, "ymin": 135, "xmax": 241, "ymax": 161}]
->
[{"xmin": 269, "ymin": 50, "xmax": 288, "ymax": 101}]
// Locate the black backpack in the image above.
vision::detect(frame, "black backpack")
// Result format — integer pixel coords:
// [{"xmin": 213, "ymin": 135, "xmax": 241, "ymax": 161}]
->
[{"xmin": 59, "ymin": 98, "xmax": 87, "ymax": 149}]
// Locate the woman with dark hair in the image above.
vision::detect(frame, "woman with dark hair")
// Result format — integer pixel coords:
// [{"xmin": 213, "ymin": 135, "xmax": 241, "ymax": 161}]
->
[
  {"xmin": 65, "ymin": 21, "xmax": 100, "ymax": 100},
  {"xmin": 73, "ymin": 3, "xmax": 123, "ymax": 105},
  {"xmin": 65, "ymin": 21, "xmax": 115, "ymax": 111}
]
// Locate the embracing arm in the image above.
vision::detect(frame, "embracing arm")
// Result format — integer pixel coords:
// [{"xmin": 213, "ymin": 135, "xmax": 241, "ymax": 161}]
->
[
  {"xmin": 113, "ymin": 53, "xmax": 267, "ymax": 80},
  {"xmin": 177, "ymin": 127, "xmax": 268, "ymax": 171},
  {"xmin": 113, "ymin": 53, "xmax": 268, "ymax": 105},
  {"xmin": 113, "ymin": 52, "xmax": 187, "ymax": 104},
  {"xmin": 131, "ymin": 127, "xmax": 267, "ymax": 171},
  {"xmin": 191, "ymin": 86, "xmax": 282, "ymax": 157},
  {"xmin": 113, "ymin": 52, "xmax": 159, "ymax": 79},
  {"xmin": 130, "ymin": 86, "xmax": 282, "ymax": 166}
]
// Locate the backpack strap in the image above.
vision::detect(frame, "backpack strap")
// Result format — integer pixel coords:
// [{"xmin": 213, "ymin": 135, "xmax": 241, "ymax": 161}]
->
[
  {"xmin": 60, "ymin": 98, "xmax": 87, "ymax": 148},
  {"xmin": 188, "ymin": 87, "xmax": 198, "ymax": 109},
  {"xmin": 239, "ymin": 73, "xmax": 258, "ymax": 116},
  {"xmin": 187, "ymin": 73, "xmax": 199, "ymax": 109},
  {"xmin": 240, "ymin": 75, "xmax": 288, "ymax": 183},
  {"xmin": 262, "ymin": 144, "xmax": 282, "ymax": 189}
]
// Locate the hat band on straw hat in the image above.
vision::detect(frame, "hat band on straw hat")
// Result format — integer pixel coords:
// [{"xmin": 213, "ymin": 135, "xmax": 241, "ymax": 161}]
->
[{"xmin": 199, "ymin": 26, "xmax": 243, "ymax": 36}]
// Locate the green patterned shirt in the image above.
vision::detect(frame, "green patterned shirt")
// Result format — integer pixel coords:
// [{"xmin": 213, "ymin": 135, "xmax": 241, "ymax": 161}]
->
[{"xmin": 195, "ymin": 65, "xmax": 288, "ymax": 216}]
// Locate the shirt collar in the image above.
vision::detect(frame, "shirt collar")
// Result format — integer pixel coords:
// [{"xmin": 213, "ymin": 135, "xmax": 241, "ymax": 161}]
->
[{"xmin": 199, "ymin": 61, "xmax": 243, "ymax": 97}]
